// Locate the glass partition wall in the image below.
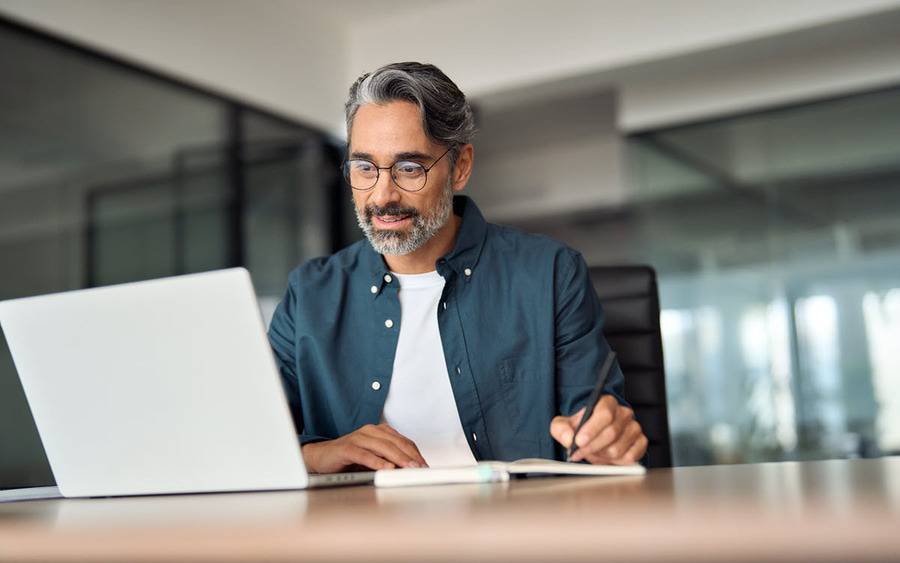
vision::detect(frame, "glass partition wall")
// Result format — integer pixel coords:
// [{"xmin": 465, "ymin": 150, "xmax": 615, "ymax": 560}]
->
[
  {"xmin": 0, "ymin": 19, "xmax": 344, "ymax": 488},
  {"xmin": 627, "ymin": 87, "xmax": 900, "ymax": 465}
]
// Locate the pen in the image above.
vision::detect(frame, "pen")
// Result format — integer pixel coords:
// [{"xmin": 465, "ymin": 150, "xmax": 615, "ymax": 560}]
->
[{"xmin": 566, "ymin": 351, "xmax": 617, "ymax": 461}]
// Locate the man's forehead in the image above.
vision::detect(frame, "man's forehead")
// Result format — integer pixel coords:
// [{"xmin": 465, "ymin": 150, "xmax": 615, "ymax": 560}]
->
[{"xmin": 349, "ymin": 101, "xmax": 436, "ymax": 155}]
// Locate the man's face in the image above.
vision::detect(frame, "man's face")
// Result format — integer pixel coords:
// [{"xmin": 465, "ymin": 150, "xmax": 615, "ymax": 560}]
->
[{"xmin": 349, "ymin": 101, "xmax": 456, "ymax": 256}]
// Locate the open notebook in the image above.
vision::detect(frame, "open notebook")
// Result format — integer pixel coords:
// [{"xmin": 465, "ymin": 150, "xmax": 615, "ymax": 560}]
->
[{"xmin": 374, "ymin": 459, "xmax": 646, "ymax": 488}]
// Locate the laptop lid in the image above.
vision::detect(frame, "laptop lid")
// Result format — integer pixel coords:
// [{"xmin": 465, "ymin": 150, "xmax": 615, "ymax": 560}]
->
[
  {"xmin": 0, "ymin": 326, "xmax": 56, "ymax": 493},
  {"xmin": 0, "ymin": 268, "xmax": 310, "ymax": 497}
]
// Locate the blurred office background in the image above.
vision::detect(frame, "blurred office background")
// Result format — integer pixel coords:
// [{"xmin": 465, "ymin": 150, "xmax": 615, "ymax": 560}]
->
[{"xmin": 1, "ymin": 0, "xmax": 899, "ymax": 486}]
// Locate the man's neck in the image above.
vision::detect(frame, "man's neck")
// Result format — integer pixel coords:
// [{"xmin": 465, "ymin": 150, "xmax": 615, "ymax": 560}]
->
[{"xmin": 383, "ymin": 214, "xmax": 462, "ymax": 274}]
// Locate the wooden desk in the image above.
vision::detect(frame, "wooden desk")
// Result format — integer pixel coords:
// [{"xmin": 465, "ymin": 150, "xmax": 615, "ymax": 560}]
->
[{"xmin": 1, "ymin": 457, "xmax": 899, "ymax": 562}]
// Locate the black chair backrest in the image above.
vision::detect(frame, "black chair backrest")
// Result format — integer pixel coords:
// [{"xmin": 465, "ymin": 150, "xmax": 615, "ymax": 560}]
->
[{"xmin": 589, "ymin": 265, "xmax": 672, "ymax": 468}]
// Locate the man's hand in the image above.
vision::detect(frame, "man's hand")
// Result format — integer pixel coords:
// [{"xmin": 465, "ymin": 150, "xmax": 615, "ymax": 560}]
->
[
  {"xmin": 301, "ymin": 423, "xmax": 428, "ymax": 473},
  {"xmin": 550, "ymin": 395, "xmax": 647, "ymax": 465}
]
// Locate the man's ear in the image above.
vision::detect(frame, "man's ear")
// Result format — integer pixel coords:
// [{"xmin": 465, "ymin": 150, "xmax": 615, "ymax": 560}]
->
[{"xmin": 451, "ymin": 144, "xmax": 474, "ymax": 192}]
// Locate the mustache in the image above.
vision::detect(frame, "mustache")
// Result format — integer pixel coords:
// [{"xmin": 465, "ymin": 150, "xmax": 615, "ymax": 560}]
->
[{"xmin": 365, "ymin": 203, "xmax": 420, "ymax": 220}]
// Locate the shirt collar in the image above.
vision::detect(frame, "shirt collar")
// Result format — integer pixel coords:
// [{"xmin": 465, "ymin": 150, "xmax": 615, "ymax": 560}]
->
[
  {"xmin": 362, "ymin": 195, "xmax": 488, "ymax": 286},
  {"xmin": 440, "ymin": 195, "xmax": 487, "ymax": 277}
]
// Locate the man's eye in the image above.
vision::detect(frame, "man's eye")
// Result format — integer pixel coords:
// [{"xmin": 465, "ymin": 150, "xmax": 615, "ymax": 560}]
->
[
  {"xmin": 395, "ymin": 162, "xmax": 424, "ymax": 176},
  {"xmin": 352, "ymin": 161, "xmax": 375, "ymax": 172}
]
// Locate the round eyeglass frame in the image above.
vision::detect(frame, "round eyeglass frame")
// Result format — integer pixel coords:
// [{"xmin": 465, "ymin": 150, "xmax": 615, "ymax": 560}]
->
[{"xmin": 341, "ymin": 147, "xmax": 451, "ymax": 193}]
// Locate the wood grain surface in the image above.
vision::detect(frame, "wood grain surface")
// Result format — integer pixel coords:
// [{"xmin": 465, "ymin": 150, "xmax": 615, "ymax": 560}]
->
[{"xmin": 1, "ymin": 457, "xmax": 899, "ymax": 562}]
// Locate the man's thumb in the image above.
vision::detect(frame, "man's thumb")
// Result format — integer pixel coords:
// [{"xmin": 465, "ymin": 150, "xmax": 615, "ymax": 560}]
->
[{"xmin": 550, "ymin": 408, "xmax": 583, "ymax": 448}]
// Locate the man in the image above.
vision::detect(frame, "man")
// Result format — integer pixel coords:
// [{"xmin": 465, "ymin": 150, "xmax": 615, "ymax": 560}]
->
[{"xmin": 268, "ymin": 62, "xmax": 647, "ymax": 473}]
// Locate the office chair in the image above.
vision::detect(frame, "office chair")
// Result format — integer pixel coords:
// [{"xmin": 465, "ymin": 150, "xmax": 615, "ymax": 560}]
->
[{"xmin": 589, "ymin": 265, "xmax": 672, "ymax": 468}]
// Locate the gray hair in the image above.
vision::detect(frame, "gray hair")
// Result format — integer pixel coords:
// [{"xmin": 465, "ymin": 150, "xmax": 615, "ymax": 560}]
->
[{"xmin": 345, "ymin": 62, "xmax": 476, "ymax": 170}]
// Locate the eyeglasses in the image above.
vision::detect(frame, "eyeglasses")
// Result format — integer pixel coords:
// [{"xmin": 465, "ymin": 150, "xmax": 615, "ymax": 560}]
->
[{"xmin": 342, "ymin": 147, "xmax": 451, "ymax": 192}]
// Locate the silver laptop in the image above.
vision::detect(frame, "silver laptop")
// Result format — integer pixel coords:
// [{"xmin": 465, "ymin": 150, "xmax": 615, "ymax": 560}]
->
[{"xmin": 0, "ymin": 268, "xmax": 372, "ymax": 502}]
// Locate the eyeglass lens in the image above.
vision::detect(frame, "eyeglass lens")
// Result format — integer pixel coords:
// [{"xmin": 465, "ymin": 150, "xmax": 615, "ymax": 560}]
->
[{"xmin": 344, "ymin": 160, "xmax": 428, "ymax": 192}]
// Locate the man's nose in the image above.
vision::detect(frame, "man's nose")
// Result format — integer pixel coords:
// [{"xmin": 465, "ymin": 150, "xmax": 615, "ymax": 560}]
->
[{"xmin": 369, "ymin": 169, "xmax": 401, "ymax": 208}]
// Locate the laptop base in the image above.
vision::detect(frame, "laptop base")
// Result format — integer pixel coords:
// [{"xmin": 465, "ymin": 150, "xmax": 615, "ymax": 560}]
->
[{"xmin": 0, "ymin": 485, "xmax": 62, "ymax": 503}]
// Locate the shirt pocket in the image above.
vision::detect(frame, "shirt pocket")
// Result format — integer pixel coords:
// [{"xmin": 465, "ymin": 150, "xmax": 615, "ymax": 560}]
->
[{"xmin": 498, "ymin": 356, "xmax": 531, "ymax": 434}]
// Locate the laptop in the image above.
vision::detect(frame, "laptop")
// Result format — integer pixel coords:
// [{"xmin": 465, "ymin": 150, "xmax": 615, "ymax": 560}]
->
[{"xmin": 0, "ymin": 268, "xmax": 373, "ymax": 502}]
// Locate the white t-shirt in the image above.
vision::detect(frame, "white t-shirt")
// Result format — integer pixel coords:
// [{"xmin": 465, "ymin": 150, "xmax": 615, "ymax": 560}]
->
[{"xmin": 381, "ymin": 270, "xmax": 477, "ymax": 467}]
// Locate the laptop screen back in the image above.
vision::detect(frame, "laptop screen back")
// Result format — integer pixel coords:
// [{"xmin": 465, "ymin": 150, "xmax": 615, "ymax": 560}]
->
[{"xmin": 0, "ymin": 268, "xmax": 308, "ymax": 497}]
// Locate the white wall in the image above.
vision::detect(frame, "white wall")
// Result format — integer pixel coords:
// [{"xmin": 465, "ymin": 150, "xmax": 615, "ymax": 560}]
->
[
  {"xmin": 615, "ymin": 8, "xmax": 900, "ymax": 131},
  {"xmin": 467, "ymin": 90, "xmax": 624, "ymax": 222},
  {"xmin": 348, "ymin": 0, "xmax": 897, "ymax": 89}
]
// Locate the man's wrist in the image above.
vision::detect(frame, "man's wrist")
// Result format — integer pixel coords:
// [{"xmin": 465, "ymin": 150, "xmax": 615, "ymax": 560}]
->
[{"xmin": 301, "ymin": 441, "xmax": 325, "ymax": 473}]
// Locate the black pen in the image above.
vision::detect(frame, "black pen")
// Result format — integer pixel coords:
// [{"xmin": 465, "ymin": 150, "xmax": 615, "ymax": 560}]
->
[{"xmin": 566, "ymin": 351, "xmax": 617, "ymax": 461}]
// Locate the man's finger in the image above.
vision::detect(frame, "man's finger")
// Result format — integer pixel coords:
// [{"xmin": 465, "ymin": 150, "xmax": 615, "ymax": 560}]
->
[
  {"xmin": 578, "ymin": 408, "xmax": 633, "ymax": 458},
  {"xmin": 377, "ymin": 425, "xmax": 429, "ymax": 467},
  {"xmin": 342, "ymin": 444, "xmax": 395, "ymax": 470},
  {"xmin": 618, "ymin": 434, "xmax": 649, "ymax": 465},
  {"xmin": 351, "ymin": 434, "xmax": 419, "ymax": 468},
  {"xmin": 599, "ymin": 419, "xmax": 644, "ymax": 461},
  {"xmin": 549, "ymin": 409, "xmax": 582, "ymax": 448},
  {"xmin": 572, "ymin": 395, "xmax": 620, "ymax": 448}
]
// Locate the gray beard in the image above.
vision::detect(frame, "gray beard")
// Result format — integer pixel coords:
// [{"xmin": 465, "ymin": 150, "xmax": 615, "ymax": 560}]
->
[{"xmin": 355, "ymin": 186, "xmax": 454, "ymax": 256}]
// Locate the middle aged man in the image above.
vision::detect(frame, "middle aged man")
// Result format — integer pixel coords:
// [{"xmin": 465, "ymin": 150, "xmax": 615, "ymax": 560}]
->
[{"xmin": 268, "ymin": 62, "xmax": 647, "ymax": 473}]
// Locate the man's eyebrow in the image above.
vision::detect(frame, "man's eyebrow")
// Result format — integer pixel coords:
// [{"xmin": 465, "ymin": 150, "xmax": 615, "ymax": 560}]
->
[
  {"xmin": 348, "ymin": 151, "xmax": 433, "ymax": 162},
  {"xmin": 395, "ymin": 151, "xmax": 433, "ymax": 161}
]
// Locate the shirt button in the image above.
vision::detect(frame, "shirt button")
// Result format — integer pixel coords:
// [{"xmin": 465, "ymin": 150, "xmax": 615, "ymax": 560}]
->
[
  {"xmin": 384, "ymin": 274, "xmax": 393, "ymax": 283},
  {"xmin": 371, "ymin": 381, "xmax": 381, "ymax": 391},
  {"xmin": 464, "ymin": 268, "xmax": 472, "ymax": 277},
  {"xmin": 370, "ymin": 285, "xmax": 378, "ymax": 294},
  {"xmin": 384, "ymin": 319, "xmax": 394, "ymax": 328},
  {"xmin": 443, "ymin": 302, "xmax": 447, "ymax": 310}
]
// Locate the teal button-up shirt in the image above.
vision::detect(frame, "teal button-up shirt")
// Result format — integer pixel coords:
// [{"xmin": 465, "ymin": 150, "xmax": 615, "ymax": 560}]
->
[{"xmin": 268, "ymin": 195, "xmax": 625, "ymax": 462}]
